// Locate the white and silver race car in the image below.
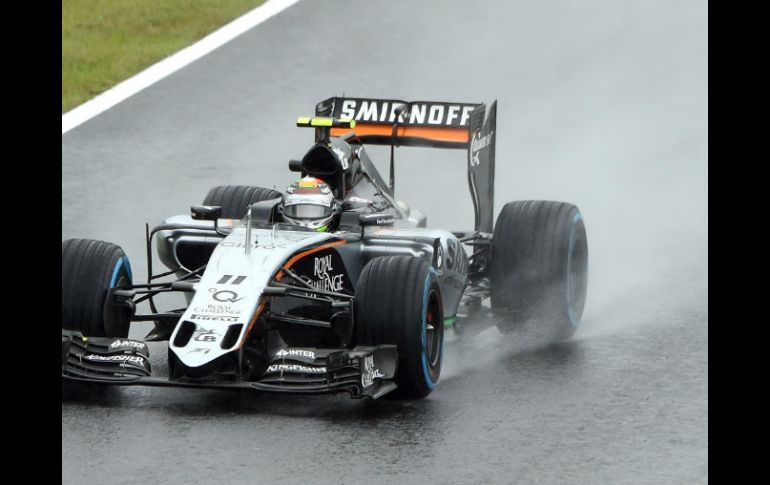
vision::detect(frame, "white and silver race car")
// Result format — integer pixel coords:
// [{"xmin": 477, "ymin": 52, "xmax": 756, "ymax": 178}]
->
[{"xmin": 61, "ymin": 97, "xmax": 588, "ymax": 400}]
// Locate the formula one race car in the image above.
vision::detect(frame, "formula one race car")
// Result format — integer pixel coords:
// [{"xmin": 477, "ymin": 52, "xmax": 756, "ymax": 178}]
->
[{"xmin": 62, "ymin": 96, "xmax": 588, "ymax": 400}]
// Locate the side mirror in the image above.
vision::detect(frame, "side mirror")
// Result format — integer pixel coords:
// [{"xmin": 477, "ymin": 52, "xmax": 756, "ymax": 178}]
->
[
  {"xmin": 248, "ymin": 198, "xmax": 282, "ymax": 224},
  {"xmin": 191, "ymin": 205, "xmax": 222, "ymax": 221},
  {"xmin": 359, "ymin": 213, "xmax": 395, "ymax": 226}
]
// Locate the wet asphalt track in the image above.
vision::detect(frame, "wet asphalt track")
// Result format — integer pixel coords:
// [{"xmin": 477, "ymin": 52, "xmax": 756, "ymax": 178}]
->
[{"xmin": 61, "ymin": 0, "xmax": 708, "ymax": 483}]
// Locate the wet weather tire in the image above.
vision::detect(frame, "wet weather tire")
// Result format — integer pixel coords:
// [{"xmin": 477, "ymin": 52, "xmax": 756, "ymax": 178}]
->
[
  {"xmin": 203, "ymin": 185, "xmax": 282, "ymax": 219},
  {"xmin": 355, "ymin": 256, "xmax": 444, "ymax": 398},
  {"xmin": 62, "ymin": 239, "xmax": 133, "ymax": 338},
  {"xmin": 490, "ymin": 201, "xmax": 588, "ymax": 341}
]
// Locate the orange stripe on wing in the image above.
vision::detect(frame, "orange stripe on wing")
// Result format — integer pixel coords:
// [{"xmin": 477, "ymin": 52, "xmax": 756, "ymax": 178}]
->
[
  {"xmin": 330, "ymin": 124, "xmax": 469, "ymax": 143},
  {"xmin": 275, "ymin": 239, "xmax": 347, "ymax": 281},
  {"xmin": 240, "ymin": 302, "xmax": 266, "ymax": 349}
]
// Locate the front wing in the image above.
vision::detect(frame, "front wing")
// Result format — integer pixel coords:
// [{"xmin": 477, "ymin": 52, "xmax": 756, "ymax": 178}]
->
[{"xmin": 61, "ymin": 332, "xmax": 398, "ymax": 399}]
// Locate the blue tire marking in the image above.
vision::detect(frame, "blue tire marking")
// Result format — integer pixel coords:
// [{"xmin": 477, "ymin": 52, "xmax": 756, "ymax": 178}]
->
[
  {"xmin": 421, "ymin": 267, "xmax": 440, "ymax": 389},
  {"xmin": 566, "ymin": 212, "xmax": 582, "ymax": 327},
  {"xmin": 109, "ymin": 256, "xmax": 133, "ymax": 288}
]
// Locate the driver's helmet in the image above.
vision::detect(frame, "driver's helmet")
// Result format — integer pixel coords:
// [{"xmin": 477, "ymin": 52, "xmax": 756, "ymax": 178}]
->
[{"xmin": 280, "ymin": 177, "xmax": 339, "ymax": 232}]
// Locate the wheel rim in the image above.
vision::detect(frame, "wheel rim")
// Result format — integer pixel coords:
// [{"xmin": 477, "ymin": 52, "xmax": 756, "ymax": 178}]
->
[
  {"xmin": 567, "ymin": 219, "xmax": 588, "ymax": 327},
  {"xmin": 425, "ymin": 290, "xmax": 442, "ymax": 376},
  {"xmin": 109, "ymin": 270, "xmax": 133, "ymax": 337}
]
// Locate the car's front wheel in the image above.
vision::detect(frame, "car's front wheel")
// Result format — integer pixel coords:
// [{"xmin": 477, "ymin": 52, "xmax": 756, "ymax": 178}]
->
[
  {"xmin": 355, "ymin": 256, "xmax": 444, "ymax": 398},
  {"xmin": 62, "ymin": 239, "xmax": 134, "ymax": 338}
]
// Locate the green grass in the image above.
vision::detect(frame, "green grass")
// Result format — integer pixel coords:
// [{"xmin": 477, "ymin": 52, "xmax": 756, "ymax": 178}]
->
[{"xmin": 62, "ymin": 0, "xmax": 266, "ymax": 113}]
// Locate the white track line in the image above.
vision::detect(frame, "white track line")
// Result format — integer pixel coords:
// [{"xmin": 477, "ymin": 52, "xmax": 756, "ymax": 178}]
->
[{"xmin": 62, "ymin": 0, "xmax": 300, "ymax": 135}]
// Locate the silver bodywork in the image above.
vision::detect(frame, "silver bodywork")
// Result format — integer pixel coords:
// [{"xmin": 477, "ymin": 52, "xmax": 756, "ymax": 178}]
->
[{"xmin": 157, "ymin": 214, "xmax": 469, "ymax": 370}]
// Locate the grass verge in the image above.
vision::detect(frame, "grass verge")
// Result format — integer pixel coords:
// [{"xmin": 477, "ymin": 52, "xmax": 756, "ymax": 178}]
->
[{"xmin": 62, "ymin": 0, "xmax": 266, "ymax": 113}]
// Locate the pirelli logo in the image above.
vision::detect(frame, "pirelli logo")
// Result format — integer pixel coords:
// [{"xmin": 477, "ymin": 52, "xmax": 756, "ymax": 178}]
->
[{"xmin": 331, "ymin": 98, "xmax": 480, "ymax": 128}]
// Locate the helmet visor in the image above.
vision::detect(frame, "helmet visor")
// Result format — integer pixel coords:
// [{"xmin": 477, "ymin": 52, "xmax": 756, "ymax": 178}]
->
[{"xmin": 283, "ymin": 203, "xmax": 332, "ymax": 219}]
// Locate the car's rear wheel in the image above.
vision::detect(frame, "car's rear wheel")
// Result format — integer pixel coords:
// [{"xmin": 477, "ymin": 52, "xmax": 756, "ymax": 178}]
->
[
  {"xmin": 203, "ymin": 185, "xmax": 282, "ymax": 219},
  {"xmin": 490, "ymin": 200, "xmax": 588, "ymax": 341},
  {"xmin": 62, "ymin": 239, "xmax": 134, "ymax": 338},
  {"xmin": 355, "ymin": 256, "xmax": 444, "ymax": 398}
]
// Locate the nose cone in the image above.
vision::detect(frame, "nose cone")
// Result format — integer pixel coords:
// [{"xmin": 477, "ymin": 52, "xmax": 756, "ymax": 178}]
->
[{"xmin": 168, "ymin": 226, "xmax": 338, "ymax": 373}]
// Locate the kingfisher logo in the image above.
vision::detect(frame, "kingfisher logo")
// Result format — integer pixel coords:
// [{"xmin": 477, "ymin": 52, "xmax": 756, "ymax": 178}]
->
[
  {"xmin": 84, "ymin": 354, "xmax": 145, "ymax": 364},
  {"xmin": 266, "ymin": 364, "xmax": 326, "ymax": 374},
  {"xmin": 335, "ymin": 99, "xmax": 479, "ymax": 127}
]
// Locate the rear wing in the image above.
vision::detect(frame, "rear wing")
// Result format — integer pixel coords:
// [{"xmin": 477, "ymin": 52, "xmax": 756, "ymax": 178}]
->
[{"xmin": 314, "ymin": 97, "xmax": 497, "ymax": 233}]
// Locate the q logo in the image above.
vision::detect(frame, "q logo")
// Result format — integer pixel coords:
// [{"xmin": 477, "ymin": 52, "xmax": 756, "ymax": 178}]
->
[{"xmin": 210, "ymin": 289, "xmax": 244, "ymax": 303}]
